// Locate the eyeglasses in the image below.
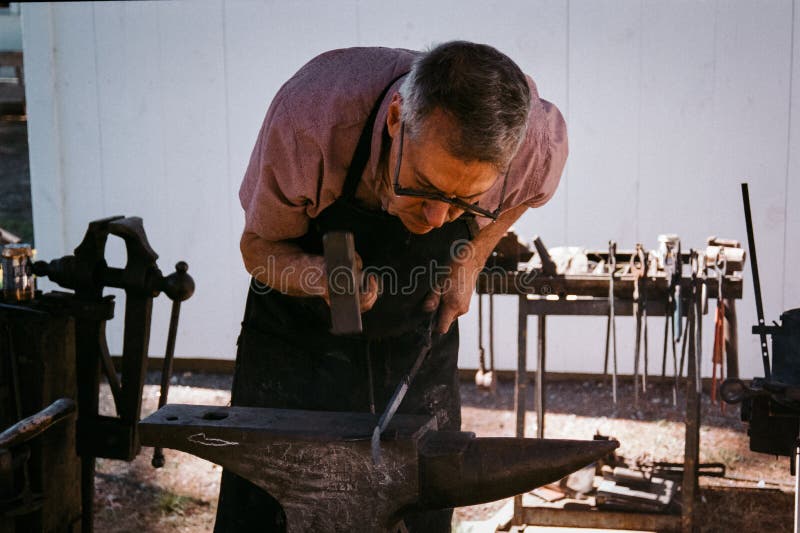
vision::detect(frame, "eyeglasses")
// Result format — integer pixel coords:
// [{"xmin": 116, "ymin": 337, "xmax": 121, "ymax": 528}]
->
[{"xmin": 392, "ymin": 123, "xmax": 507, "ymax": 220}]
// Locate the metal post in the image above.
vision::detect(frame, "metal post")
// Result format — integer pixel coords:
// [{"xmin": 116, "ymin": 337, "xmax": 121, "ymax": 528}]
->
[
  {"xmin": 515, "ymin": 296, "xmax": 528, "ymax": 438},
  {"xmin": 514, "ymin": 295, "xmax": 528, "ymax": 524},
  {"xmin": 536, "ymin": 315, "xmax": 547, "ymax": 439},
  {"xmin": 682, "ymin": 297, "xmax": 700, "ymax": 533}
]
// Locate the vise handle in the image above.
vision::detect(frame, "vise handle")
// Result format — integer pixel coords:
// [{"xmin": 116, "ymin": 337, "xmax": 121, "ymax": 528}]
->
[{"xmin": 0, "ymin": 398, "xmax": 76, "ymax": 450}]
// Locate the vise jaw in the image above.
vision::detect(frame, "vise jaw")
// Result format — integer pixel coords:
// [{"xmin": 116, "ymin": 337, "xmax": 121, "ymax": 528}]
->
[{"xmin": 140, "ymin": 404, "xmax": 618, "ymax": 532}]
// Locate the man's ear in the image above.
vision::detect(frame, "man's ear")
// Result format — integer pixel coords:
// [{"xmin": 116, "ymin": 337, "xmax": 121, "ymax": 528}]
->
[{"xmin": 387, "ymin": 93, "xmax": 402, "ymax": 138}]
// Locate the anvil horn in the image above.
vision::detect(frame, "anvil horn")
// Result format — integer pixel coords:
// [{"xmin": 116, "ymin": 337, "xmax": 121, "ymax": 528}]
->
[
  {"xmin": 418, "ymin": 431, "xmax": 619, "ymax": 508},
  {"xmin": 140, "ymin": 405, "xmax": 618, "ymax": 532}
]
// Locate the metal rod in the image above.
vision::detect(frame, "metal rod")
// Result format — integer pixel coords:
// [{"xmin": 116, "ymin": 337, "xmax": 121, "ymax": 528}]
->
[
  {"xmin": 681, "ymin": 278, "xmax": 700, "ymax": 533},
  {"xmin": 514, "ymin": 297, "xmax": 528, "ymax": 523},
  {"xmin": 536, "ymin": 315, "xmax": 546, "ymax": 439},
  {"xmin": 152, "ymin": 297, "xmax": 182, "ymax": 468},
  {"xmin": 515, "ymin": 295, "xmax": 527, "ymax": 439},
  {"xmin": 489, "ymin": 294, "xmax": 495, "ymax": 375},
  {"xmin": 478, "ymin": 293, "xmax": 485, "ymax": 373},
  {"xmin": 741, "ymin": 182, "xmax": 771, "ymax": 379}
]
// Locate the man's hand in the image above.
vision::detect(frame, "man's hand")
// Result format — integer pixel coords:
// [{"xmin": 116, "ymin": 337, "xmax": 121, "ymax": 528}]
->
[
  {"xmin": 321, "ymin": 253, "xmax": 380, "ymax": 313},
  {"xmin": 421, "ymin": 204, "xmax": 530, "ymax": 333},
  {"xmin": 422, "ymin": 242, "xmax": 481, "ymax": 334},
  {"xmin": 242, "ymin": 231, "xmax": 379, "ymax": 312}
]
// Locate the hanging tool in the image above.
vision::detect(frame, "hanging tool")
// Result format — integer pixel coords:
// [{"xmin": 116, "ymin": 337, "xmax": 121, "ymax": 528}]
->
[
  {"xmin": 690, "ymin": 250, "xmax": 704, "ymax": 395},
  {"xmin": 661, "ymin": 240, "xmax": 680, "ymax": 405},
  {"xmin": 475, "ymin": 293, "xmax": 496, "ymax": 391},
  {"xmin": 489, "ymin": 294, "xmax": 496, "ymax": 390},
  {"xmin": 371, "ymin": 317, "xmax": 435, "ymax": 464},
  {"xmin": 672, "ymin": 240, "xmax": 683, "ymax": 345},
  {"xmin": 631, "ymin": 244, "xmax": 648, "ymax": 403},
  {"xmin": 603, "ymin": 241, "xmax": 618, "ymax": 403},
  {"xmin": 474, "ymin": 294, "xmax": 493, "ymax": 391},
  {"xmin": 152, "ymin": 262, "xmax": 194, "ymax": 468},
  {"xmin": 711, "ymin": 251, "xmax": 727, "ymax": 410}
]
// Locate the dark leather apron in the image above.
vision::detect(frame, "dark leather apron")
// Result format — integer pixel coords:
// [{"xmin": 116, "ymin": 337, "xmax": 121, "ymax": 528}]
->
[{"xmin": 214, "ymin": 76, "xmax": 477, "ymax": 533}]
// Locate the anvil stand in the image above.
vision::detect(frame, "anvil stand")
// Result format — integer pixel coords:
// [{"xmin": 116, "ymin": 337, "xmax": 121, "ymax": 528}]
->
[{"xmin": 477, "ymin": 264, "xmax": 742, "ymax": 533}]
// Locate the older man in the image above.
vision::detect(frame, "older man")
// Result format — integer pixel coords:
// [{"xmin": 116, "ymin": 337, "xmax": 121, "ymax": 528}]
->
[{"xmin": 215, "ymin": 41, "xmax": 567, "ymax": 532}]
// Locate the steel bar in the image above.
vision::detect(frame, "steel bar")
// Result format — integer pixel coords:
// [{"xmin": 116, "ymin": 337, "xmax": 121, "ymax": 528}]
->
[
  {"xmin": 476, "ymin": 272, "xmax": 742, "ymax": 299},
  {"xmin": 740, "ymin": 183, "xmax": 771, "ymax": 379}
]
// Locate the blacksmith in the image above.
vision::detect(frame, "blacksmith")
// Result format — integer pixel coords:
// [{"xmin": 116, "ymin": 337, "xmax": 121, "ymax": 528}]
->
[{"xmin": 214, "ymin": 41, "xmax": 567, "ymax": 532}]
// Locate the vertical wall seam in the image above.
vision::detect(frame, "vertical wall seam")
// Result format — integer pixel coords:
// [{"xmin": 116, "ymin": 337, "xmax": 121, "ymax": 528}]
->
[
  {"xmin": 636, "ymin": 1, "xmax": 643, "ymax": 243},
  {"xmin": 782, "ymin": 0, "xmax": 795, "ymax": 311},
  {"xmin": 355, "ymin": 0, "xmax": 362, "ymax": 45},
  {"xmin": 91, "ymin": 6, "xmax": 106, "ymax": 214},
  {"xmin": 221, "ymin": 0, "xmax": 238, "ymax": 327},
  {"xmin": 48, "ymin": 4, "xmax": 68, "ymax": 252},
  {"xmin": 156, "ymin": 5, "xmax": 168, "ymax": 238},
  {"xmin": 564, "ymin": 0, "xmax": 570, "ymax": 243}
]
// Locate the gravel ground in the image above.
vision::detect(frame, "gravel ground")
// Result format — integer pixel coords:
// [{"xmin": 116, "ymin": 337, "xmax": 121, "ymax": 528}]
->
[{"xmin": 93, "ymin": 373, "xmax": 795, "ymax": 532}]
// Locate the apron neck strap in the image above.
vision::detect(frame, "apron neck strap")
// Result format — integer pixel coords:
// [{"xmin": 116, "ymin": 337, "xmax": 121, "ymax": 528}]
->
[{"xmin": 341, "ymin": 73, "xmax": 408, "ymax": 200}]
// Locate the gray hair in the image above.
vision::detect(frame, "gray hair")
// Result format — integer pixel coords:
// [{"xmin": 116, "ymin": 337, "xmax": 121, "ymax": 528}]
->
[{"xmin": 399, "ymin": 41, "xmax": 531, "ymax": 169}]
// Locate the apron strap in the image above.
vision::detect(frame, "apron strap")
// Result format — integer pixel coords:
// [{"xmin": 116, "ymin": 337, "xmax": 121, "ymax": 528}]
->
[{"xmin": 341, "ymin": 73, "xmax": 408, "ymax": 200}]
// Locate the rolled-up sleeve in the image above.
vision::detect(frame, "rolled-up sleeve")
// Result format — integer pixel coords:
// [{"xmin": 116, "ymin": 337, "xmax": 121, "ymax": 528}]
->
[
  {"xmin": 239, "ymin": 99, "xmax": 322, "ymax": 241},
  {"xmin": 524, "ymin": 99, "xmax": 568, "ymax": 209}
]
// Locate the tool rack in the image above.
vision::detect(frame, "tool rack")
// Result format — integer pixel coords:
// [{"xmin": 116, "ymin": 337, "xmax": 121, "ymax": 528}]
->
[{"xmin": 476, "ymin": 262, "xmax": 743, "ymax": 532}]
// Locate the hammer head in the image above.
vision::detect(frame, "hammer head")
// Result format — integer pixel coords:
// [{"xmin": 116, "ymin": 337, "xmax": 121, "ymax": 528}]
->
[{"xmin": 322, "ymin": 231, "xmax": 362, "ymax": 336}]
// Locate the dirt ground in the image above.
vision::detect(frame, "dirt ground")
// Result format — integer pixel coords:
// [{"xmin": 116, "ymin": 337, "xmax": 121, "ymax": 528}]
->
[{"xmin": 93, "ymin": 373, "xmax": 795, "ymax": 532}]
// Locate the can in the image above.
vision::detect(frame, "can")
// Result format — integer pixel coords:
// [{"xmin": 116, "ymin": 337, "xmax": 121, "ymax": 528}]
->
[{"xmin": 1, "ymin": 243, "xmax": 36, "ymax": 302}]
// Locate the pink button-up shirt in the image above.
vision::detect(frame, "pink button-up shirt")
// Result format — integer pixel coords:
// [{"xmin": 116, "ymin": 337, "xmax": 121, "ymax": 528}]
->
[{"xmin": 240, "ymin": 47, "xmax": 567, "ymax": 242}]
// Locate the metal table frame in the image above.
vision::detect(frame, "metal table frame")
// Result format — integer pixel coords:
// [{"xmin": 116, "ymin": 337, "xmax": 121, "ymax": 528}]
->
[{"xmin": 477, "ymin": 272, "xmax": 741, "ymax": 533}]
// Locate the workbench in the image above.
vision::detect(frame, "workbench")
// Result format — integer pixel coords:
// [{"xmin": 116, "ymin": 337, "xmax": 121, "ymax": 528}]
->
[{"xmin": 476, "ymin": 265, "xmax": 743, "ymax": 533}]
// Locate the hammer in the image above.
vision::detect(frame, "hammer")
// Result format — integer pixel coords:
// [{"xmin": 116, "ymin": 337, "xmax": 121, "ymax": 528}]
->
[{"xmin": 322, "ymin": 232, "xmax": 362, "ymax": 336}]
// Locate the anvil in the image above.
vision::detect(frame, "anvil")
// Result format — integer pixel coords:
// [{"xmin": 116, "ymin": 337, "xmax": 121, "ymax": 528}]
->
[{"xmin": 140, "ymin": 404, "xmax": 618, "ymax": 532}]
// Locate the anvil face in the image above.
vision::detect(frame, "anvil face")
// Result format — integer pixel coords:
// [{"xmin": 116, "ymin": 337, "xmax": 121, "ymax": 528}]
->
[{"xmin": 139, "ymin": 405, "xmax": 618, "ymax": 532}]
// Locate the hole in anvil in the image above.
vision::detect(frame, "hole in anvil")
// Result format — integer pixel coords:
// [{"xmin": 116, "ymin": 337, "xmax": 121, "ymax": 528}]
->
[
  {"xmin": 202, "ymin": 411, "xmax": 228, "ymax": 421},
  {"xmin": 166, "ymin": 416, "xmax": 178, "ymax": 421}
]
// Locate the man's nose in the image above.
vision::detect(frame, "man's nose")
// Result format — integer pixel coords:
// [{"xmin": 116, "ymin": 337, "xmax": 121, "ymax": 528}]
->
[{"xmin": 422, "ymin": 200, "xmax": 450, "ymax": 228}]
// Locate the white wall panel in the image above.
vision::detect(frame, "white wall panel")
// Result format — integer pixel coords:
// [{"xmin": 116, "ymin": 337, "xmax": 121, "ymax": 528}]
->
[
  {"xmin": 787, "ymin": 0, "xmax": 800, "ymax": 318},
  {"xmin": 704, "ymin": 0, "xmax": 793, "ymax": 377},
  {"xmin": 23, "ymin": 4, "xmax": 66, "ymax": 263},
  {"xmin": 567, "ymin": 0, "xmax": 642, "ymax": 247},
  {"xmin": 222, "ymin": 0, "xmax": 361, "ymax": 359},
  {"xmin": 51, "ymin": 4, "xmax": 106, "ymax": 241},
  {"xmin": 20, "ymin": 1, "xmax": 800, "ymax": 377}
]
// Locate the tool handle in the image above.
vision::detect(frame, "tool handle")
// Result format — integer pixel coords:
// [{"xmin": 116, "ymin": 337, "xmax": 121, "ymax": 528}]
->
[
  {"xmin": 741, "ymin": 183, "xmax": 771, "ymax": 379},
  {"xmin": 152, "ymin": 264, "xmax": 186, "ymax": 468}
]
